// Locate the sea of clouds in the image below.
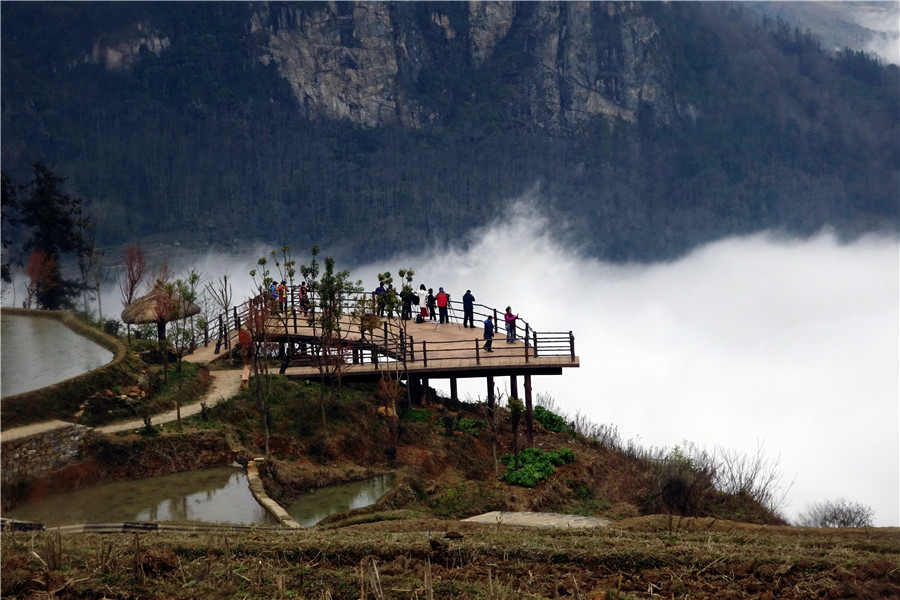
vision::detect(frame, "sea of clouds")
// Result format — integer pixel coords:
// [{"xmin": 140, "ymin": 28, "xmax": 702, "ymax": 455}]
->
[{"xmin": 348, "ymin": 201, "xmax": 898, "ymax": 527}]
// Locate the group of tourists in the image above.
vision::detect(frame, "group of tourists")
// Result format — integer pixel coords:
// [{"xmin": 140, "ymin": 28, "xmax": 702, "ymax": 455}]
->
[
  {"xmin": 258, "ymin": 277, "xmax": 522, "ymax": 356},
  {"xmin": 371, "ymin": 281, "xmax": 521, "ymax": 354},
  {"xmin": 266, "ymin": 280, "xmax": 310, "ymax": 316},
  {"xmin": 375, "ymin": 282, "xmax": 452, "ymax": 323}
]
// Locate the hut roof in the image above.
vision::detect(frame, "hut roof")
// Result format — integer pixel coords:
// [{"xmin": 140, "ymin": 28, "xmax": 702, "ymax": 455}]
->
[{"xmin": 121, "ymin": 282, "xmax": 201, "ymax": 324}]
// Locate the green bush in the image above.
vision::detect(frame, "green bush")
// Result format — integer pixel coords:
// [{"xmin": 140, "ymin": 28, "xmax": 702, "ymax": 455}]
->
[
  {"xmin": 534, "ymin": 406, "xmax": 569, "ymax": 433},
  {"xmin": 500, "ymin": 447, "xmax": 576, "ymax": 488},
  {"xmin": 455, "ymin": 417, "xmax": 485, "ymax": 436},
  {"xmin": 404, "ymin": 408, "xmax": 432, "ymax": 422}
]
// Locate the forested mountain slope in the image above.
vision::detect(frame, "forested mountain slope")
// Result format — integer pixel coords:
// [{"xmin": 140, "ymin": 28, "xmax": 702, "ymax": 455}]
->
[{"xmin": 2, "ymin": 1, "xmax": 897, "ymax": 264}]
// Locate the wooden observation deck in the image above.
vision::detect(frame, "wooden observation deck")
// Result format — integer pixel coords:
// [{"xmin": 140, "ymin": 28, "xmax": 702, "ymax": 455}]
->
[{"xmin": 190, "ymin": 289, "xmax": 579, "ymax": 403}]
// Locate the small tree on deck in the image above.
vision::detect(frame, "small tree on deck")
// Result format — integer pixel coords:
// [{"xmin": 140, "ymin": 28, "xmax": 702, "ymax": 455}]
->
[
  {"xmin": 300, "ymin": 246, "xmax": 363, "ymax": 428},
  {"xmin": 248, "ymin": 258, "xmax": 276, "ymax": 457}
]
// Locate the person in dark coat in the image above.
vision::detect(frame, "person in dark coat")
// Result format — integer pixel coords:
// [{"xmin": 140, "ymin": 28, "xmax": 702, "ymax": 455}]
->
[
  {"xmin": 462, "ymin": 289, "xmax": 476, "ymax": 328},
  {"xmin": 375, "ymin": 281, "xmax": 386, "ymax": 317},
  {"xmin": 483, "ymin": 316, "xmax": 494, "ymax": 352},
  {"xmin": 427, "ymin": 288, "xmax": 437, "ymax": 321}
]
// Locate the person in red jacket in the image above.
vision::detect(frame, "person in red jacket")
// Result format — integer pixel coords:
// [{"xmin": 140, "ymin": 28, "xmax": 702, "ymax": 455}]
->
[{"xmin": 436, "ymin": 287, "xmax": 450, "ymax": 324}]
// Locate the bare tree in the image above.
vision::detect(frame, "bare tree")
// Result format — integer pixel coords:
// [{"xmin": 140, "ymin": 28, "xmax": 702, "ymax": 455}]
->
[
  {"xmin": 204, "ymin": 273, "xmax": 233, "ymax": 350},
  {"xmin": 118, "ymin": 244, "xmax": 147, "ymax": 342},
  {"xmin": 714, "ymin": 442, "xmax": 793, "ymax": 515},
  {"xmin": 150, "ymin": 261, "xmax": 176, "ymax": 383},
  {"xmin": 797, "ymin": 498, "xmax": 875, "ymax": 528}
]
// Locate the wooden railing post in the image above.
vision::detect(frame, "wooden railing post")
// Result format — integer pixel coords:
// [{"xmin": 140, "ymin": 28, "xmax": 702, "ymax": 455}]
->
[
  {"xmin": 524, "ymin": 323, "xmax": 530, "ymax": 363},
  {"xmin": 233, "ymin": 307, "xmax": 239, "ymax": 331},
  {"xmin": 533, "ymin": 331, "xmax": 539, "ymax": 357},
  {"xmin": 570, "ymin": 331, "xmax": 575, "ymax": 361},
  {"xmin": 475, "ymin": 339, "xmax": 480, "ymax": 365},
  {"xmin": 214, "ymin": 314, "xmax": 224, "ymax": 355},
  {"xmin": 409, "ymin": 336, "xmax": 415, "ymax": 362},
  {"xmin": 422, "ymin": 341, "xmax": 428, "ymax": 367}
]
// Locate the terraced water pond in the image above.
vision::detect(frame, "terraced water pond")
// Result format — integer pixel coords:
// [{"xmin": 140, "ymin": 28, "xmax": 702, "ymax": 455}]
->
[
  {"xmin": 1, "ymin": 313, "xmax": 113, "ymax": 397},
  {"xmin": 5, "ymin": 468, "xmax": 393, "ymax": 528}
]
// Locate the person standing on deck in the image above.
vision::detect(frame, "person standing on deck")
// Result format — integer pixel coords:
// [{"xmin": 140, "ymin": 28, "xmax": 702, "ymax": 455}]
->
[
  {"xmin": 483, "ymin": 316, "xmax": 494, "ymax": 352},
  {"xmin": 436, "ymin": 287, "xmax": 450, "ymax": 324},
  {"xmin": 270, "ymin": 281, "xmax": 279, "ymax": 313},
  {"xmin": 462, "ymin": 289, "xmax": 476, "ymax": 328},
  {"xmin": 299, "ymin": 281, "xmax": 310, "ymax": 316},
  {"xmin": 427, "ymin": 288, "xmax": 437, "ymax": 321},
  {"xmin": 505, "ymin": 306, "xmax": 519, "ymax": 343},
  {"xmin": 277, "ymin": 281, "xmax": 287, "ymax": 315},
  {"xmin": 375, "ymin": 280, "xmax": 386, "ymax": 317},
  {"xmin": 417, "ymin": 284, "xmax": 429, "ymax": 320}
]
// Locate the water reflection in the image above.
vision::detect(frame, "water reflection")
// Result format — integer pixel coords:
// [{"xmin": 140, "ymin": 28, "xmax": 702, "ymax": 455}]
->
[
  {"xmin": 1, "ymin": 314, "xmax": 114, "ymax": 397},
  {"xmin": 4, "ymin": 467, "xmax": 278, "ymax": 527},
  {"xmin": 286, "ymin": 475, "xmax": 394, "ymax": 527}
]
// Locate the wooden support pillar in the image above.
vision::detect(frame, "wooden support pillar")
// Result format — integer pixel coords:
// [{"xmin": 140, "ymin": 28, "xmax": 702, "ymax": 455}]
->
[
  {"xmin": 524, "ymin": 375, "xmax": 534, "ymax": 446},
  {"xmin": 510, "ymin": 375, "xmax": 518, "ymax": 400},
  {"xmin": 487, "ymin": 376, "xmax": 495, "ymax": 411},
  {"xmin": 450, "ymin": 378, "xmax": 458, "ymax": 403}
]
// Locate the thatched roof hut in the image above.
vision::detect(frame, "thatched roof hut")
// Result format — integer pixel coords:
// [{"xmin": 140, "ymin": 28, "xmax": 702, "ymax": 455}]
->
[{"xmin": 121, "ymin": 282, "xmax": 200, "ymax": 325}]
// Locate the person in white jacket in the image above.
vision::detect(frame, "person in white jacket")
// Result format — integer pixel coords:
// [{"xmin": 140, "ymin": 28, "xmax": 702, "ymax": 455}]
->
[{"xmin": 417, "ymin": 284, "xmax": 429, "ymax": 321}]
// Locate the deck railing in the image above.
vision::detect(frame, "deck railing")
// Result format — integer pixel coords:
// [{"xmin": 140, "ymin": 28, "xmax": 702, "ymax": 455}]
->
[{"xmin": 198, "ymin": 288, "xmax": 576, "ymax": 367}]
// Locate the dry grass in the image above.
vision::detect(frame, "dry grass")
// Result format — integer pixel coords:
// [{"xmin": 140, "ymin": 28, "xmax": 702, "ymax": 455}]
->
[{"xmin": 2, "ymin": 517, "xmax": 898, "ymax": 599}]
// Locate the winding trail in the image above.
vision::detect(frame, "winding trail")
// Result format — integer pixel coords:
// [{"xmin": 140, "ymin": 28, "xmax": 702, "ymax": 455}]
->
[{"xmin": 97, "ymin": 368, "xmax": 242, "ymax": 434}]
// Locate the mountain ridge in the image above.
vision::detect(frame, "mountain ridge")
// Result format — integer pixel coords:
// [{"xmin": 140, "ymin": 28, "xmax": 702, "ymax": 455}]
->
[{"xmin": 1, "ymin": 1, "xmax": 897, "ymax": 265}]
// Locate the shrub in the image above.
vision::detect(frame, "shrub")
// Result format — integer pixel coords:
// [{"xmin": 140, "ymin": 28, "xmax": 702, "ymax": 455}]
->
[
  {"xmin": 103, "ymin": 319, "xmax": 122, "ymax": 337},
  {"xmin": 500, "ymin": 447, "xmax": 576, "ymax": 488},
  {"xmin": 797, "ymin": 498, "xmax": 875, "ymax": 528},
  {"xmin": 404, "ymin": 408, "xmax": 432, "ymax": 422},
  {"xmin": 442, "ymin": 415, "xmax": 455, "ymax": 436},
  {"xmin": 534, "ymin": 406, "xmax": 569, "ymax": 433},
  {"xmin": 643, "ymin": 445, "xmax": 717, "ymax": 517},
  {"xmin": 455, "ymin": 417, "xmax": 485, "ymax": 436}
]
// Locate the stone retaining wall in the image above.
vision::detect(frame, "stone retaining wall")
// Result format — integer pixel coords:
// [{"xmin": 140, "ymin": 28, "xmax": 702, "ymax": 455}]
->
[{"xmin": 1, "ymin": 423, "xmax": 95, "ymax": 486}]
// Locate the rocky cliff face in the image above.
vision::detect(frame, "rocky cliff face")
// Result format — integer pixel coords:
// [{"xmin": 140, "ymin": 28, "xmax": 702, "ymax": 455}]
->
[
  {"xmin": 86, "ymin": 23, "xmax": 169, "ymax": 72},
  {"xmin": 251, "ymin": 1, "xmax": 686, "ymax": 132}
]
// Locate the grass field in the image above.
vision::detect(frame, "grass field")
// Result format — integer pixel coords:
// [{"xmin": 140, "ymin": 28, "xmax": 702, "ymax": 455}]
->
[{"xmin": 2, "ymin": 514, "xmax": 898, "ymax": 599}]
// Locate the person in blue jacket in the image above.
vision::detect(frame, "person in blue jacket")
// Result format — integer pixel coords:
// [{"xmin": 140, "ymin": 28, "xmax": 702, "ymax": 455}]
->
[
  {"xmin": 462, "ymin": 289, "xmax": 476, "ymax": 328},
  {"xmin": 482, "ymin": 316, "xmax": 494, "ymax": 352}
]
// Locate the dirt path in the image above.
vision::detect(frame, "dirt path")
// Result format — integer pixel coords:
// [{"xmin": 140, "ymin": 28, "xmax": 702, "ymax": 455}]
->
[
  {"xmin": 463, "ymin": 511, "xmax": 610, "ymax": 528},
  {"xmin": 97, "ymin": 369, "xmax": 243, "ymax": 434}
]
